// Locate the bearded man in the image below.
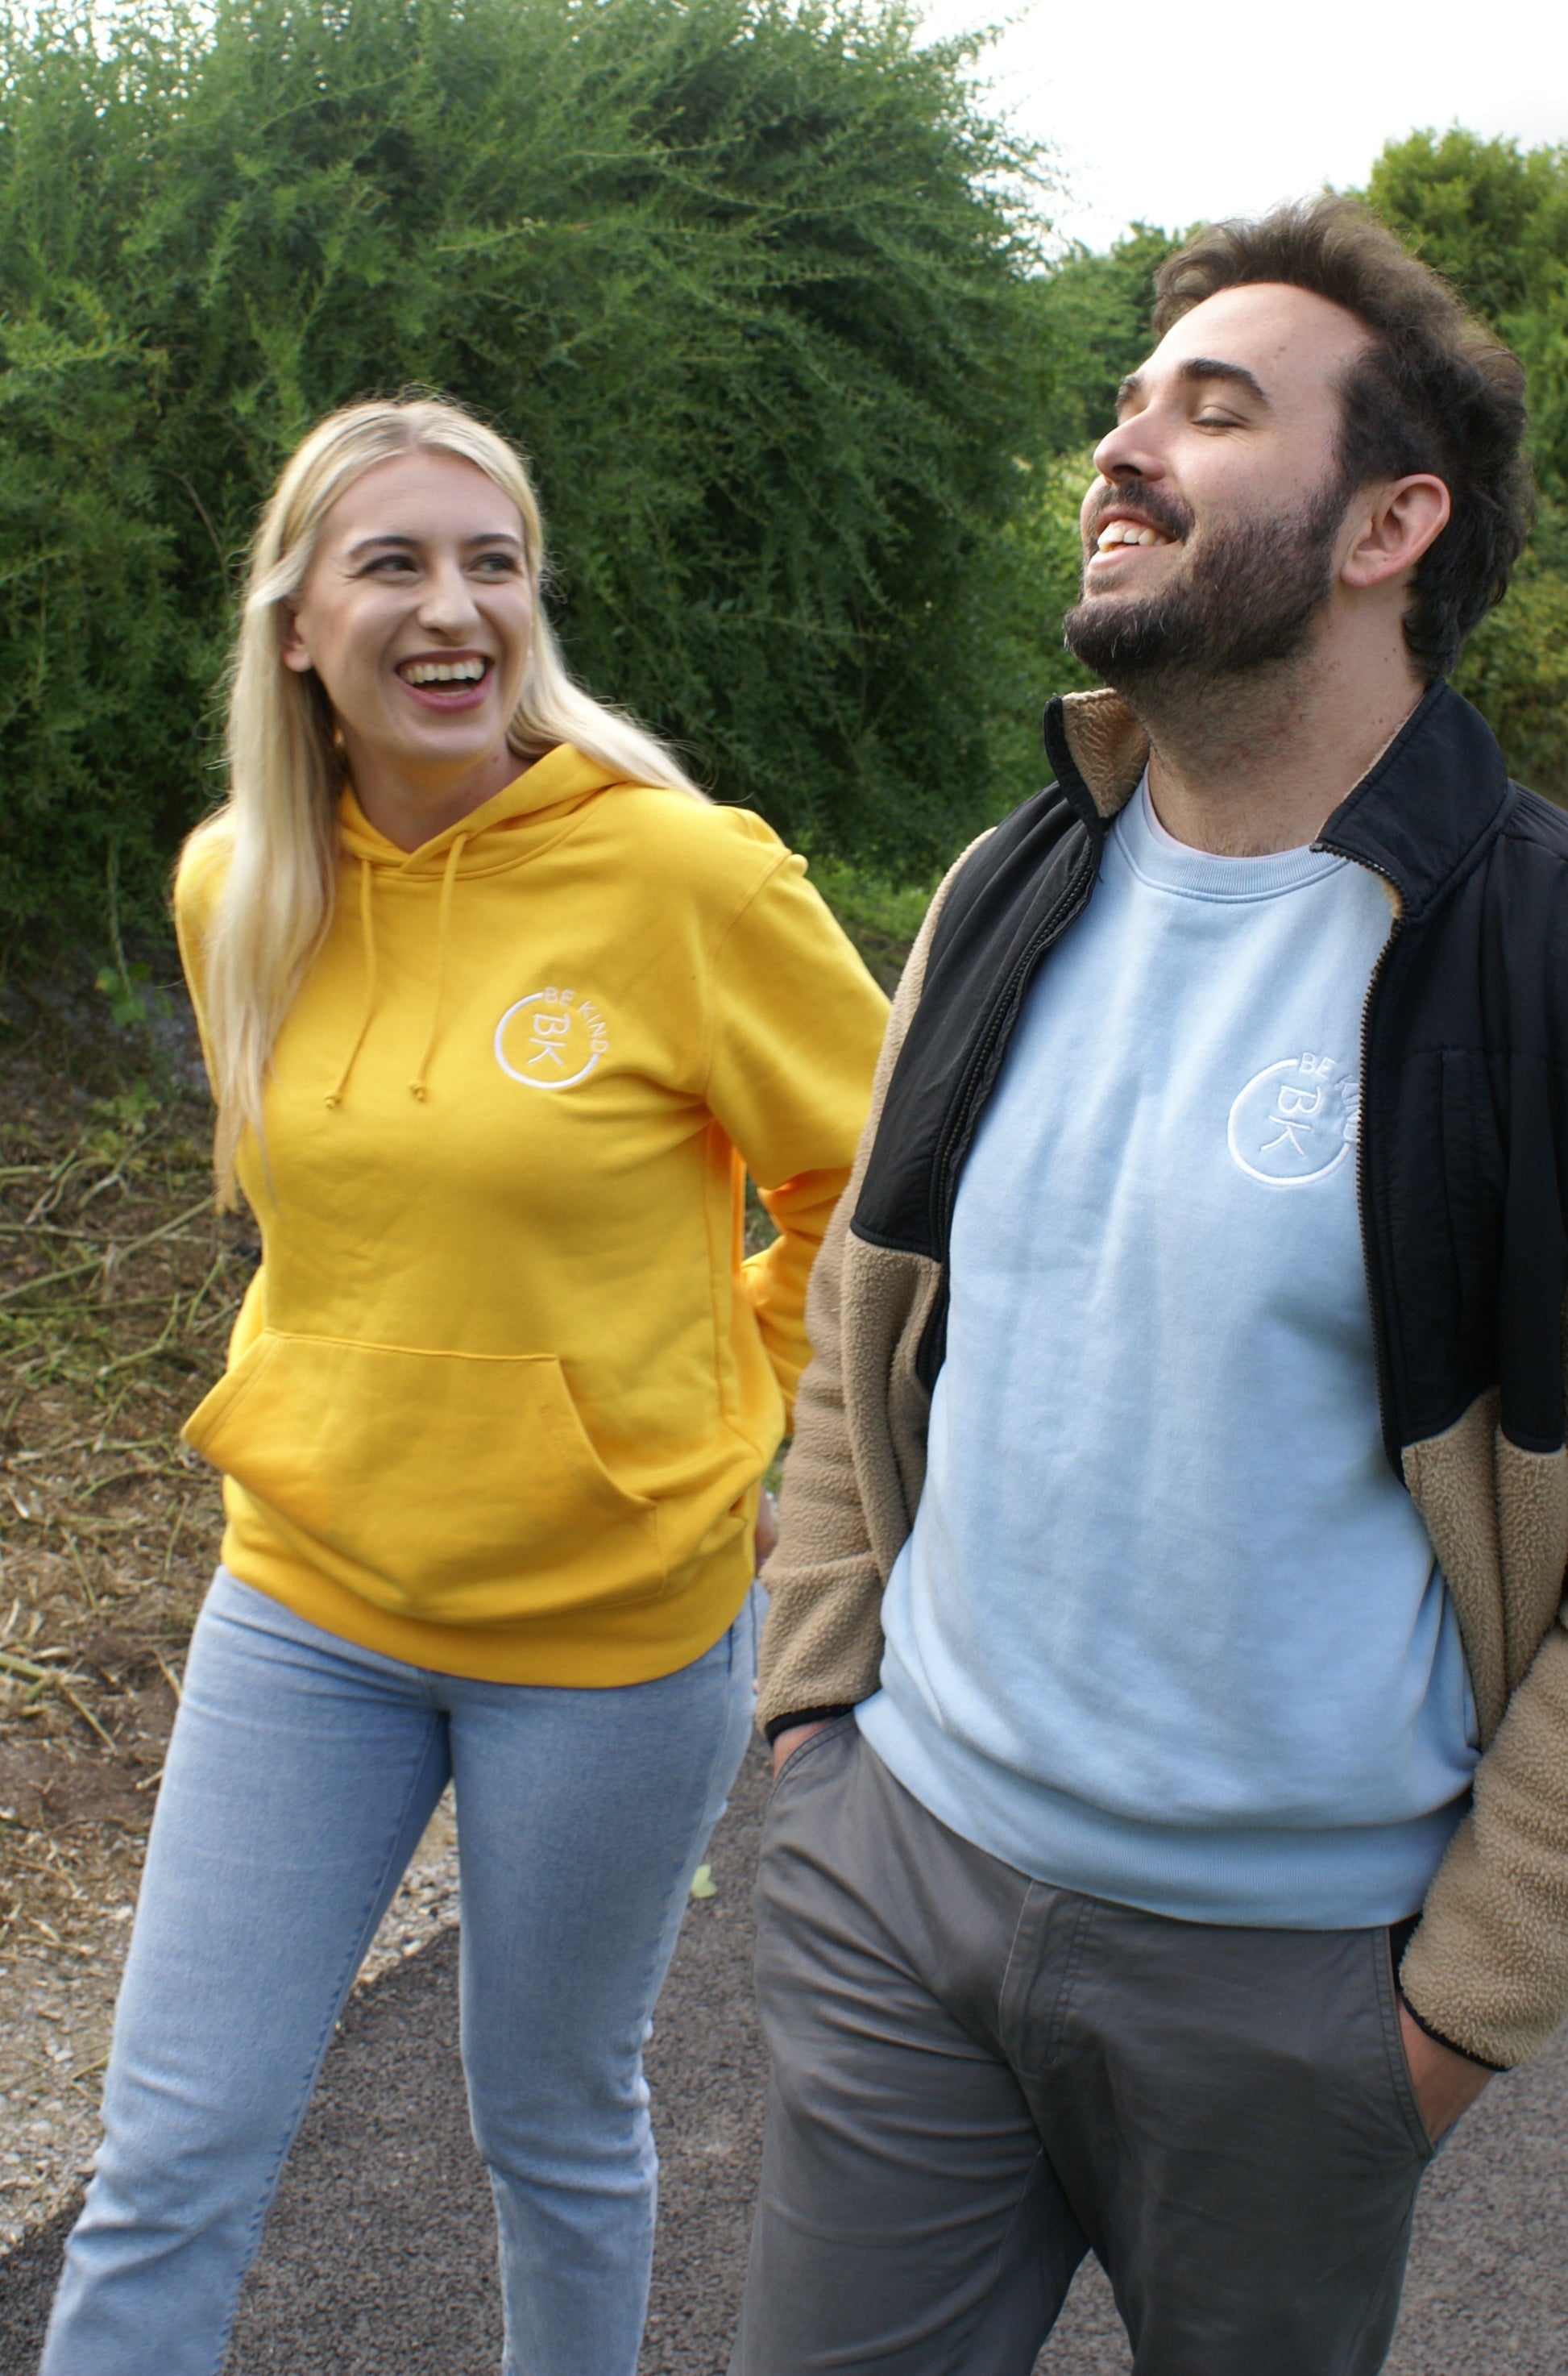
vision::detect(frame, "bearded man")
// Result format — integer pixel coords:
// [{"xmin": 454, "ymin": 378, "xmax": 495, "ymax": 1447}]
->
[{"xmin": 732, "ymin": 198, "xmax": 1567, "ymax": 2375}]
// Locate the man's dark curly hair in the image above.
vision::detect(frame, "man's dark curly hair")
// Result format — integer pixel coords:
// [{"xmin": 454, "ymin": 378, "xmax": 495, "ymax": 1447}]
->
[{"xmin": 1152, "ymin": 197, "xmax": 1533, "ymax": 681}]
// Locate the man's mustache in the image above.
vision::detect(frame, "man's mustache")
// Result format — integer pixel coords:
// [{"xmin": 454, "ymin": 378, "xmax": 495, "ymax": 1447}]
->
[{"xmin": 1084, "ymin": 487, "xmax": 1193, "ymax": 546}]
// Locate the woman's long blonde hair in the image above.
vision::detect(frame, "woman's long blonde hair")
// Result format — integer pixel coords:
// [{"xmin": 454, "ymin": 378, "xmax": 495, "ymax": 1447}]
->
[{"xmin": 197, "ymin": 394, "xmax": 702, "ymax": 1195}]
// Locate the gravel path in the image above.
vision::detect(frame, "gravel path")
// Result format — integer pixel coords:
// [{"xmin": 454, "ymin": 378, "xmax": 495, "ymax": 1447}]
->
[
  {"xmin": 0, "ymin": 1782, "xmax": 461, "ymax": 2256},
  {"xmin": 4, "ymin": 1742, "xmax": 1566, "ymax": 2372}
]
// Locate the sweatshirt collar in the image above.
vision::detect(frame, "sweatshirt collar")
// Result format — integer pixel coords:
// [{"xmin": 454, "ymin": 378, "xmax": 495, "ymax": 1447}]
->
[{"xmin": 1043, "ymin": 679, "xmax": 1512, "ymax": 923}]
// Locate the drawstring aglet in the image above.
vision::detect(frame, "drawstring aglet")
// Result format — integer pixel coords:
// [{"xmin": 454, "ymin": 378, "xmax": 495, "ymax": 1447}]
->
[
  {"xmin": 326, "ymin": 855, "xmax": 378, "ymax": 1111},
  {"xmin": 405, "ymin": 833, "xmax": 465, "ymax": 1106}
]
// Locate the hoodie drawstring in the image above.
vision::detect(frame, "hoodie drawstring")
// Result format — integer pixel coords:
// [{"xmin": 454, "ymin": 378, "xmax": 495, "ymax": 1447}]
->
[
  {"xmin": 409, "ymin": 833, "xmax": 467, "ymax": 1102},
  {"xmin": 324, "ymin": 834, "xmax": 468, "ymax": 1110},
  {"xmin": 325, "ymin": 856, "xmax": 378, "ymax": 1109}
]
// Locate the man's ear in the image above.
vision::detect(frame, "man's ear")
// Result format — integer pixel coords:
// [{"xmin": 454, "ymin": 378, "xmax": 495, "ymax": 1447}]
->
[
  {"xmin": 280, "ymin": 613, "xmax": 315, "ymax": 675},
  {"xmin": 1341, "ymin": 475, "xmax": 1451, "ymax": 592}
]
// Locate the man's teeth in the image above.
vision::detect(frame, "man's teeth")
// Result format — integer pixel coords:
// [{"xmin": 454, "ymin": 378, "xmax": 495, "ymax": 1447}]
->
[
  {"xmin": 1096, "ymin": 521, "xmax": 1172, "ymax": 550},
  {"xmin": 402, "ymin": 659, "xmax": 487, "ymax": 685}
]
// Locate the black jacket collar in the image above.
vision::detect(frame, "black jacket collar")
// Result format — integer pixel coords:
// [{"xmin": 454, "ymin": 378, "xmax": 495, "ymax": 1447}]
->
[
  {"xmin": 1317, "ymin": 681, "xmax": 1512, "ymax": 921},
  {"xmin": 1041, "ymin": 679, "xmax": 1513, "ymax": 921}
]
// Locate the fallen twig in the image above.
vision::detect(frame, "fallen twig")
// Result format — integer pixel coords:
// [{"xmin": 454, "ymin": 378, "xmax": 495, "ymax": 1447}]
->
[
  {"xmin": 0, "ymin": 1647, "xmax": 117, "ymax": 1748},
  {"xmin": 0, "ymin": 1198, "xmax": 214, "ymax": 1307}
]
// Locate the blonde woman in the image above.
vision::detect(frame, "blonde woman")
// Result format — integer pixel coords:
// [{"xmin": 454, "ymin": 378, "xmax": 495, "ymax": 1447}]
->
[{"xmin": 42, "ymin": 397, "xmax": 888, "ymax": 2375}]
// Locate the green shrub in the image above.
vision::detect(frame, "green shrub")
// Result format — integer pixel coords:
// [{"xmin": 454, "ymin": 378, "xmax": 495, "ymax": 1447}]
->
[
  {"xmin": 0, "ymin": 0, "xmax": 1060, "ymax": 941},
  {"xmin": 1363, "ymin": 130, "xmax": 1568, "ymax": 800}
]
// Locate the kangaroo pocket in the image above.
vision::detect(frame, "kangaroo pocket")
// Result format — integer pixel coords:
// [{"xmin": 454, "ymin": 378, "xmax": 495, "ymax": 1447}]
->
[{"xmin": 183, "ymin": 1331, "xmax": 666, "ymax": 1624}]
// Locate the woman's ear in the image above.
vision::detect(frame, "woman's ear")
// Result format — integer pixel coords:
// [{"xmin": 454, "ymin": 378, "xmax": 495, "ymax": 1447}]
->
[
  {"xmin": 1341, "ymin": 474, "xmax": 1452, "ymax": 592},
  {"xmin": 280, "ymin": 613, "xmax": 315, "ymax": 675}
]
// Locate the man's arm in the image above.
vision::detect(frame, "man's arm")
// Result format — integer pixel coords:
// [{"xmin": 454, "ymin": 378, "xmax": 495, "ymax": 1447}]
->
[
  {"xmin": 753, "ymin": 1104, "xmax": 900, "ymax": 1736},
  {"xmin": 1400, "ymin": 1610, "xmax": 1568, "ymax": 2072},
  {"xmin": 755, "ymin": 859, "xmax": 972, "ymax": 1739}
]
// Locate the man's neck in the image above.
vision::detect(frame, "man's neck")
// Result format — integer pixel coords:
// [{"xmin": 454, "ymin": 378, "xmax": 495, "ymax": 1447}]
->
[{"xmin": 1128, "ymin": 642, "xmax": 1426, "ymax": 858}]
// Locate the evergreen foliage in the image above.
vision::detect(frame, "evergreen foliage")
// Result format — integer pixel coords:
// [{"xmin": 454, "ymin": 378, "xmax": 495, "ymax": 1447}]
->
[
  {"xmin": 0, "ymin": 0, "xmax": 1056, "ymax": 937},
  {"xmin": 4, "ymin": 14, "xmax": 1566, "ymax": 962},
  {"xmin": 1031, "ymin": 223, "xmax": 1180, "ymax": 452},
  {"xmin": 1364, "ymin": 129, "xmax": 1568, "ymax": 800}
]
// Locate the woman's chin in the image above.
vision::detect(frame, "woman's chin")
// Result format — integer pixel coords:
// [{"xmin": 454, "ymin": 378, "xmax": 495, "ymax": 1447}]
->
[{"xmin": 355, "ymin": 717, "xmax": 512, "ymax": 781}]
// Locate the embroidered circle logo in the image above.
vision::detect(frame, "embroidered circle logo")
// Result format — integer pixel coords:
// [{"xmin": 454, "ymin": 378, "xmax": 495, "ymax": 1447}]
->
[
  {"xmin": 1226, "ymin": 1050, "xmax": 1360, "ymax": 1186},
  {"xmin": 494, "ymin": 988, "xmax": 608, "ymax": 1091}
]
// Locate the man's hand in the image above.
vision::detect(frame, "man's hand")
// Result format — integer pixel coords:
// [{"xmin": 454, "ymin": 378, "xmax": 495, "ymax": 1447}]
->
[
  {"xmin": 1397, "ymin": 2000, "xmax": 1492, "ymax": 2144},
  {"xmin": 770, "ymin": 1720, "xmax": 828, "ymax": 1780}
]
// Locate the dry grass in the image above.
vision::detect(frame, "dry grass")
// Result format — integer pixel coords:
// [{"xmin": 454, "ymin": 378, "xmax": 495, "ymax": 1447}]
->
[
  {"xmin": 0, "ymin": 964, "xmax": 249, "ymax": 1970},
  {"xmin": 0, "ymin": 962, "xmax": 251, "ymax": 2236}
]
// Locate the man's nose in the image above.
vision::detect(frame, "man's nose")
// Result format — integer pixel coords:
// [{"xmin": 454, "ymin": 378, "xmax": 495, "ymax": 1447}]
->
[{"xmin": 1092, "ymin": 414, "xmax": 1165, "ymax": 485}]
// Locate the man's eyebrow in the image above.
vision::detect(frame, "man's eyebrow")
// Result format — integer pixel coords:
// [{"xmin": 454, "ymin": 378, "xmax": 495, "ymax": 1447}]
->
[
  {"xmin": 1177, "ymin": 358, "xmax": 1271, "ymax": 405},
  {"xmin": 1115, "ymin": 359, "xmax": 1271, "ymax": 413}
]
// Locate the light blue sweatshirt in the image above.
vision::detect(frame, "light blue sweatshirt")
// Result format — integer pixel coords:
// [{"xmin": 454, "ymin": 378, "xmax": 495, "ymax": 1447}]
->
[{"xmin": 858, "ymin": 779, "xmax": 1479, "ymax": 1927}]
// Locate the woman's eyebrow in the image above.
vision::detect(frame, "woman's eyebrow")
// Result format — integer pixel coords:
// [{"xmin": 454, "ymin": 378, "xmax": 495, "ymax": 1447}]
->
[
  {"xmin": 344, "ymin": 529, "xmax": 525, "ymax": 558},
  {"xmin": 346, "ymin": 532, "xmax": 419, "ymax": 559}
]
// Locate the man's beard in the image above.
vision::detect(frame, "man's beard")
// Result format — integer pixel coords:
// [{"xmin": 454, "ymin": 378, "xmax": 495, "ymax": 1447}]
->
[{"xmin": 1062, "ymin": 476, "xmax": 1349, "ymax": 693}]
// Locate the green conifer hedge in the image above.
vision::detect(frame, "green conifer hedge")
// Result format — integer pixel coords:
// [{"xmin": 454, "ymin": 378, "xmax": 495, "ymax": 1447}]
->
[
  {"xmin": 3, "ymin": 10, "xmax": 1563, "ymax": 956},
  {"xmin": 0, "ymin": 0, "xmax": 1059, "ymax": 938}
]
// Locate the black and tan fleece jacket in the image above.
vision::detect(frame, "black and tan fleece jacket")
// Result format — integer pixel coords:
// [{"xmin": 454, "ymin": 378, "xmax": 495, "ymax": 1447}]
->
[{"xmin": 758, "ymin": 679, "xmax": 1568, "ymax": 2072}]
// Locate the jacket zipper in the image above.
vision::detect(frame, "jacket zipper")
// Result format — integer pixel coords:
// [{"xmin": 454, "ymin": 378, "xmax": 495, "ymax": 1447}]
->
[
  {"xmin": 930, "ymin": 843, "xmax": 1100, "ymax": 1251},
  {"xmin": 1343, "ymin": 851, "xmax": 1406, "ymax": 1476}
]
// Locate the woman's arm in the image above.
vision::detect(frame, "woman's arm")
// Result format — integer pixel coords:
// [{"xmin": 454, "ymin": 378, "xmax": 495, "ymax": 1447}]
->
[
  {"xmin": 172, "ymin": 820, "xmax": 232, "ymax": 1098},
  {"xmin": 703, "ymin": 852, "xmax": 889, "ymax": 1412}
]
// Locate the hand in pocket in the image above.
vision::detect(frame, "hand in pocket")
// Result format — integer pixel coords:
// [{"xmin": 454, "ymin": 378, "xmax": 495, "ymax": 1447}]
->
[{"xmin": 1396, "ymin": 2000, "xmax": 1491, "ymax": 2143}]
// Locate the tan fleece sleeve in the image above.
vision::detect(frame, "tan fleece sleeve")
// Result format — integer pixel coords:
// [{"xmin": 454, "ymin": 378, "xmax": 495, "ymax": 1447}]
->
[
  {"xmin": 755, "ymin": 859, "xmax": 968, "ymax": 1734},
  {"xmin": 1401, "ymin": 1603, "xmax": 1568, "ymax": 2068}
]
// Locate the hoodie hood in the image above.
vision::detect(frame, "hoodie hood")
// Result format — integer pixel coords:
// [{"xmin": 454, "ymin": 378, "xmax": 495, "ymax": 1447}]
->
[{"xmin": 336, "ymin": 741, "xmax": 636, "ymax": 875}]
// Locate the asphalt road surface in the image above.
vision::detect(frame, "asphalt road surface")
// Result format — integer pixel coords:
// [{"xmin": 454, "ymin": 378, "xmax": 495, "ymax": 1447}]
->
[{"xmin": 5, "ymin": 1740, "xmax": 1567, "ymax": 2372}]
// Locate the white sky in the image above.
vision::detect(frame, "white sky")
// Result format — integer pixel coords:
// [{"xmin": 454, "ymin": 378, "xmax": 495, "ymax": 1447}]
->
[{"xmin": 920, "ymin": 0, "xmax": 1568, "ymax": 251}]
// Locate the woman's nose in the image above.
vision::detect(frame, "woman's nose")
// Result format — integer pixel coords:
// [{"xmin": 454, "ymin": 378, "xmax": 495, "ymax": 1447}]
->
[{"xmin": 417, "ymin": 559, "xmax": 480, "ymax": 630}]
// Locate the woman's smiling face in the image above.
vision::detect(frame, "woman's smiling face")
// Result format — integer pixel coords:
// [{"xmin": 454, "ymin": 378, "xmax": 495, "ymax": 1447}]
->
[{"xmin": 281, "ymin": 447, "xmax": 536, "ymax": 835}]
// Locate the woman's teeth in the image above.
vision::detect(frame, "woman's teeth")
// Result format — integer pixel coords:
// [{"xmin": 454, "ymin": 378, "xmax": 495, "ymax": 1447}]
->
[
  {"xmin": 401, "ymin": 659, "xmax": 487, "ymax": 685},
  {"xmin": 1096, "ymin": 521, "xmax": 1172, "ymax": 550}
]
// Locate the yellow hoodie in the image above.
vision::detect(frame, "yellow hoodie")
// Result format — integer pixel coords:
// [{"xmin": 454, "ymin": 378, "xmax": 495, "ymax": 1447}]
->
[{"xmin": 175, "ymin": 746, "xmax": 888, "ymax": 1685}]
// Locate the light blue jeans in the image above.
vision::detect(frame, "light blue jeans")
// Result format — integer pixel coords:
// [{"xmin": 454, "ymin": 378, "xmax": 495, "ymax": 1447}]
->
[{"xmin": 43, "ymin": 1568, "xmax": 758, "ymax": 2376}]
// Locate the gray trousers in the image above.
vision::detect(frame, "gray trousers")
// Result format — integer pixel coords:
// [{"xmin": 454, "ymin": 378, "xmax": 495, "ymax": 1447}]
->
[{"xmin": 732, "ymin": 1718, "xmax": 1436, "ymax": 2376}]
